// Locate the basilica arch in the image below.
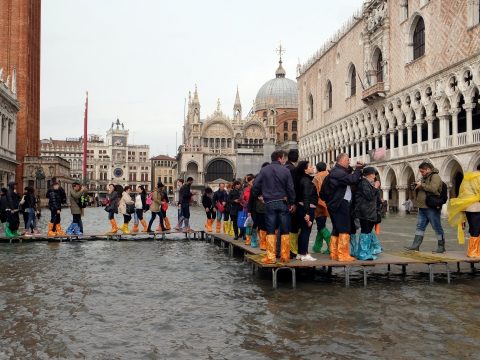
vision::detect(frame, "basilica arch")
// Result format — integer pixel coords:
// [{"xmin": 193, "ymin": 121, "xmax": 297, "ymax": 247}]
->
[{"xmin": 204, "ymin": 159, "xmax": 234, "ymax": 182}]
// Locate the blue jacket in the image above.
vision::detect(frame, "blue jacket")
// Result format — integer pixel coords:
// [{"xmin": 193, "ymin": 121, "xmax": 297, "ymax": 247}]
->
[
  {"xmin": 324, "ymin": 164, "xmax": 362, "ymax": 211},
  {"xmin": 252, "ymin": 161, "xmax": 295, "ymax": 205}
]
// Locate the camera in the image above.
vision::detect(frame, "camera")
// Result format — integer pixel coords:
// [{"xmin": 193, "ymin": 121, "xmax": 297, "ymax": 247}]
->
[{"xmin": 410, "ymin": 182, "xmax": 417, "ymax": 191}]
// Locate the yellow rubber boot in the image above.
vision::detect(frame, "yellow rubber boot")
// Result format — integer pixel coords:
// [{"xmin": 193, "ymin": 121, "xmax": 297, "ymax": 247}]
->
[
  {"xmin": 121, "ymin": 223, "xmax": 130, "ymax": 234},
  {"xmin": 289, "ymin": 232, "xmax": 299, "ymax": 255}
]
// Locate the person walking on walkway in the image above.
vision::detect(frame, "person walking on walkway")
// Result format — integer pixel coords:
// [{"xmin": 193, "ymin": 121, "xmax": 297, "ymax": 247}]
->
[
  {"xmin": 46, "ymin": 181, "xmax": 66, "ymax": 236},
  {"xmin": 179, "ymin": 177, "xmax": 194, "ymax": 232},
  {"xmin": 448, "ymin": 164, "xmax": 480, "ymax": 257},
  {"xmin": 353, "ymin": 167, "xmax": 382, "ymax": 260},
  {"xmin": 174, "ymin": 179, "xmax": 185, "ymax": 231},
  {"xmin": 21, "ymin": 187, "xmax": 39, "ymax": 235},
  {"xmin": 241, "ymin": 174, "xmax": 255, "ymax": 245},
  {"xmin": 105, "ymin": 184, "xmax": 120, "ymax": 234},
  {"xmin": 202, "ymin": 187, "xmax": 215, "ymax": 232},
  {"xmin": 321, "ymin": 153, "xmax": 363, "ymax": 262},
  {"xmin": 158, "ymin": 184, "xmax": 171, "ymax": 231},
  {"xmin": 405, "ymin": 162, "xmax": 446, "ymax": 253},
  {"xmin": 312, "ymin": 162, "xmax": 330, "ymax": 254},
  {"xmin": 118, "ymin": 186, "xmax": 135, "ymax": 234},
  {"xmin": 67, "ymin": 182, "xmax": 87, "ymax": 235},
  {"xmin": 252, "ymin": 150, "xmax": 296, "ymax": 264},
  {"xmin": 213, "ymin": 183, "xmax": 228, "ymax": 234},
  {"xmin": 294, "ymin": 161, "xmax": 317, "ymax": 261},
  {"xmin": 285, "ymin": 149, "xmax": 299, "ymax": 258},
  {"xmin": 228, "ymin": 180, "xmax": 243, "ymax": 240},
  {"xmin": 132, "ymin": 185, "xmax": 148, "ymax": 233},
  {"xmin": 147, "ymin": 183, "xmax": 167, "ymax": 233}
]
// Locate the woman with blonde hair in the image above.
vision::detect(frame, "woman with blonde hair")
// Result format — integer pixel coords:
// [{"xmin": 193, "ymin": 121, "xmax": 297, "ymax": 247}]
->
[{"xmin": 118, "ymin": 185, "xmax": 135, "ymax": 234}]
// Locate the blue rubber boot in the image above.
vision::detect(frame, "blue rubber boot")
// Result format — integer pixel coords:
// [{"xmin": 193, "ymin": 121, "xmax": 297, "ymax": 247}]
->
[
  {"xmin": 250, "ymin": 230, "xmax": 259, "ymax": 248},
  {"xmin": 73, "ymin": 223, "xmax": 83, "ymax": 236},
  {"xmin": 370, "ymin": 232, "xmax": 383, "ymax": 255},
  {"xmin": 357, "ymin": 233, "xmax": 377, "ymax": 260},
  {"xmin": 66, "ymin": 223, "xmax": 75, "ymax": 235},
  {"xmin": 350, "ymin": 233, "xmax": 359, "ymax": 258}
]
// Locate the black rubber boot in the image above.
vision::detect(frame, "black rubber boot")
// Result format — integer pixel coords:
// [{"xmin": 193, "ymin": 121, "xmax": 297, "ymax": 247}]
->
[
  {"xmin": 405, "ymin": 235, "xmax": 423, "ymax": 251},
  {"xmin": 432, "ymin": 238, "xmax": 446, "ymax": 253}
]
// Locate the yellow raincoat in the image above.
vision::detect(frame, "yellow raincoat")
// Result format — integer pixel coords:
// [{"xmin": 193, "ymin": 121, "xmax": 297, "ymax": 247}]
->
[{"xmin": 447, "ymin": 172, "xmax": 480, "ymax": 244}]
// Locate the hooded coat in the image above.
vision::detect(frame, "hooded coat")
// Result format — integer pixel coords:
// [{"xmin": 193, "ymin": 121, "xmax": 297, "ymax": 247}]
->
[{"xmin": 415, "ymin": 168, "xmax": 442, "ymax": 209}]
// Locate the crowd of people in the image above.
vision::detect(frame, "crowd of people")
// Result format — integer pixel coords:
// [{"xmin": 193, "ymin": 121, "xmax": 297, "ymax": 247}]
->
[
  {"xmin": 199, "ymin": 149, "xmax": 480, "ymax": 263},
  {"xmin": 0, "ymin": 151, "xmax": 478, "ymax": 261}
]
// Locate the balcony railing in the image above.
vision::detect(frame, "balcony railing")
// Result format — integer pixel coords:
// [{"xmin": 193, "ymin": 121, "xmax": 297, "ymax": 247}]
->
[{"xmin": 361, "ymin": 82, "xmax": 386, "ymax": 103}]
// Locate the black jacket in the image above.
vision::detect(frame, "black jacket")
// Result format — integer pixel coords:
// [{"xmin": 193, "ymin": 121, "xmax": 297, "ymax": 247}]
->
[
  {"xmin": 46, "ymin": 188, "xmax": 63, "ymax": 210},
  {"xmin": 179, "ymin": 184, "xmax": 192, "ymax": 205},
  {"xmin": 213, "ymin": 189, "xmax": 228, "ymax": 205},
  {"xmin": 229, "ymin": 188, "xmax": 242, "ymax": 216},
  {"xmin": 252, "ymin": 161, "xmax": 295, "ymax": 205},
  {"xmin": 0, "ymin": 195, "xmax": 7, "ymax": 212},
  {"xmin": 324, "ymin": 164, "xmax": 362, "ymax": 211},
  {"xmin": 354, "ymin": 178, "xmax": 381, "ymax": 222},
  {"xmin": 24, "ymin": 193, "xmax": 37, "ymax": 209},
  {"xmin": 296, "ymin": 174, "xmax": 318, "ymax": 212},
  {"xmin": 6, "ymin": 189, "xmax": 20, "ymax": 211},
  {"xmin": 201, "ymin": 193, "xmax": 214, "ymax": 210}
]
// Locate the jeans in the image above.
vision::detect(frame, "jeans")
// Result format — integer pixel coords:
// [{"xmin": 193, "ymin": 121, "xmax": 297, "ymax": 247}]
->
[
  {"xmin": 415, "ymin": 207, "xmax": 444, "ymax": 239},
  {"xmin": 216, "ymin": 210, "xmax": 224, "ymax": 221},
  {"xmin": 73, "ymin": 214, "xmax": 83, "ymax": 233},
  {"xmin": 25, "ymin": 208, "xmax": 36, "ymax": 230},
  {"xmin": 265, "ymin": 200, "xmax": 289, "ymax": 235},
  {"xmin": 181, "ymin": 203, "xmax": 190, "ymax": 219},
  {"xmin": 297, "ymin": 207, "xmax": 315, "ymax": 255},
  {"xmin": 148, "ymin": 211, "xmax": 165, "ymax": 231}
]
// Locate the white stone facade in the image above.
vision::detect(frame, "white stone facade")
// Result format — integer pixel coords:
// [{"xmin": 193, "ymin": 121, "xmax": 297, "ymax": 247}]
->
[
  {"xmin": 0, "ymin": 67, "xmax": 19, "ymax": 187},
  {"xmin": 298, "ymin": 0, "xmax": 480, "ymax": 212},
  {"xmin": 41, "ymin": 138, "xmax": 83, "ymax": 180}
]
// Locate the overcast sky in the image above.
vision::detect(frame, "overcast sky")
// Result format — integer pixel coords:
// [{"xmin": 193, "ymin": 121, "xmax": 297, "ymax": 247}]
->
[{"xmin": 41, "ymin": 0, "xmax": 362, "ymax": 157}]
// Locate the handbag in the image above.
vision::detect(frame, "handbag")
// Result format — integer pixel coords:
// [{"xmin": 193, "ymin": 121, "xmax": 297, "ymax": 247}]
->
[
  {"xmin": 161, "ymin": 201, "xmax": 168, "ymax": 212},
  {"xmin": 216, "ymin": 201, "xmax": 225, "ymax": 213},
  {"xmin": 126, "ymin": 203, "xmax": 135, "ymax": 214},
  {"xmin": 237, "ymin": 210, "xmax": 247, "ymax": 228}
]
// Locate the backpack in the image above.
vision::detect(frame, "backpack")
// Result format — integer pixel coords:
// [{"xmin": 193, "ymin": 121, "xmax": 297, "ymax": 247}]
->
[
  {"xmin": 319, "ymin": 175, "xmax": 333, "ymax": 204},
  {"xmin": 78, "ymin": 194, "xmax": 88, "ymax": 208},
  {"xmin": 426, "ymin": 181, "xmax": 448, "ymax": 209},
  {"xmin": 146, "ymin": 192, "xmax": 153, "ymax": 206}
]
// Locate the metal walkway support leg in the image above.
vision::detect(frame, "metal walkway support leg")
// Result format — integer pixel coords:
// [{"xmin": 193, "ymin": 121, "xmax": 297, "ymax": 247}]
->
[
  {"xmin": 345, "ymin": 266, "xmax": 350, "ymax": 288},
  {"xmin": 228, "ymin": 243, "xmax": 233, "ymax": 257},
  {"xmin": 445, "ymin": 263, "xmax": 451, "ymax": 284},
  {"xmin": 471, "ymin": 262, "xmax": 476, "ymax": 273},
  {"xmin": 402, "ymin": 265, "xmax": 407, "ymax": 276},
  {"xmin": 428, "ymin": 264, "xmax": 434, "ymax": 284},
  {"xmin": 272, "ymin": 269, "xmax": 277, "ymax": 289},
  {"xmin": 457, "ymin": 262, "xmax": 461, "ymax": 273},
  {"xmin": 363, "ymin": 267, "xmax": 368, "ymax": 288},
  {"xmin": 291, "ymin": 268, "xmax": 296, "ymax": 289}
]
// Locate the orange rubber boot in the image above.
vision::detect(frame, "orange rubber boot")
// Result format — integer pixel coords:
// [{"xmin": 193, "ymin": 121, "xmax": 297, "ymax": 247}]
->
[
  {"xmin": 55, "ymin": 224, "xmax": 66, "ymax": 236},
  {"xmin": 164, "ymin": 217, "xmax": 171, "ymax": 231},
  {"xmin": 132, "ymin": 223, "xmax": 139, "ymax": 233},
  {"xmin": 337, "ymin": 233, "xmax": 356, "ymax": 262},
  {"xmin": 329, "ymin": 235, "xmax": 339, "ymax": 261},
  {"xmin": 259, "ymin": 230, "xmax": 267, "ymax": 250},
  {"xmin": 467, "ymin": 236, "xmax": 480, "ymax": 258},
  {"xmin": 262, "ymin": 234, "xmax": 277, "ymax": 264},
  {"xmin": 140, "ymin": 219, "xmax": 148, "ymax": 232},
  {"xmin": 280, "ymin": 234, "xmax": 291, "ymax": 263},
  {"xmin": 216, "ymin": 220, "xmax": 221, "ymax": 233},
  {"xmin": 47, "ymin": 222, "xmax": 56, "ymax": 237},
  {"xmin": 245, "ymin": 235, "xmax": 251, "ymax": 246}
]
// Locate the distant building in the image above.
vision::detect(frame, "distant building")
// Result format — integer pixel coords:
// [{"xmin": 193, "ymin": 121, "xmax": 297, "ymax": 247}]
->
[
  {"xmin": 151, "ymin": 154, "xmax": 177, "ymax": 200},
  {"xmin": 41, "ymin": 138, "xmax": 83, "ymax": 180},
  {"xmin": 0, "ymin": 67, "xmax": 19, "ymax": 186},
  {"xmin": 0, "ymin": 0, "xmax": 41, "ymax": 186},
  {"xmin": 86, "ymin": 119, "xmax": 150, "ymax": 198}
]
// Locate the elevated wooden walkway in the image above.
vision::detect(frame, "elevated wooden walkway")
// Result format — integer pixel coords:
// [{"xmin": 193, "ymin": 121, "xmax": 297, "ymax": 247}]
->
[
  {"xmin": 0, "ymin": 230, "xmax": 204, "ymax": 243},
  {"xmin": 207, "ymin": 233, "xmax": 480, "ymax": 289}
]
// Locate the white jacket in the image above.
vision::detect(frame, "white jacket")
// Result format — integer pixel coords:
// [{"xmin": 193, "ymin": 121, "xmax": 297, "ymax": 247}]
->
[
  {"xmin": 118, "ymin": 191, "xmax": 134, "ymax": 215},
  {"xmin": 135, "ymin": 194, "xmax": 143, "ymax": 209}
]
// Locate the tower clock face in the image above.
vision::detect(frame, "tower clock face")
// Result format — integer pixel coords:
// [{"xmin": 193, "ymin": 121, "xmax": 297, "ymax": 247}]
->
[{"xmin": 113, "ymin": 168, "xmax": 123, "ymax": 178}]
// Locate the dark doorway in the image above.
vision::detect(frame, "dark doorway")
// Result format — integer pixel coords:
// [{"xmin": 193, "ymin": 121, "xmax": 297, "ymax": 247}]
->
[{"xmin": 205, "ymin": 160, "xmax": 234, "ymax": 182}]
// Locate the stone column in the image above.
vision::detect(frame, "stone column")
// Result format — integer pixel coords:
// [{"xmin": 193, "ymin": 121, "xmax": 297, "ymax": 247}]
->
[
  {"xmin": 356, "ymin": 142, "xmax": 361, "ymax": 159},
  {"xmin": 450, "ymin": 108, "xmax": 460, "ymax": 146},
  {"xmin": 463, "ymin": 102, "xmax": 475, "ymax": 144},
  {"xmin": 381, "ymin": 186, "xmax": 390, "ymax": 213},
  {"xmin": 397, "ymin": 126, "xmax": 404, "ymax": 157},
  {"xmin": 368, "ymin": 137, "xmax": 373, "ymax": 151},
  {"xmin": 438, "ymin": 113, "xmax": 450, "ymax": 148},
  {"xmin": 362, "ymin": 139, "xmax": 367, "ymax": 157},
  {"xmin": 415, "ymin": 121, "xmax": 422, "ymax": 145},
  {"xmin": 406, "ymin": 124, "xmax": 413, "ymax": 155},
  {"xmin": 374, "ymin": 134, "xmax": 380, "ymax": 149},
  {"xmin": 389, "ymin": 130, "xmax": 395, "ymax": 151},
  {"xmin": 426, "ymin": 116, "xmax": 434, "ymax": 151},
  {"xmin": 382, "ymin": 133, "xmax": 387, "ymax": 148},
  {"xmin": 350, "ymin": 143, "xmax": 355, "ymax": 158},
  {"xmin": 397, "ymin": 186, "xmax": 407, "ymax": 215}
]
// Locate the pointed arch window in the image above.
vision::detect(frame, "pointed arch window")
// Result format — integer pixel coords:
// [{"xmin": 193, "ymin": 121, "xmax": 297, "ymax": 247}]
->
[
  {"xmin": 326, "ymin": 81, "xmax": 332, "ymax": 110},
  {"xmin": 375, "ymin": 51, "xmax": 384, "ymax": 83},
  {"xmin": 413, "ymin": 17, "xmax": 425, "ymax": 60},
  {"xmin": 292, "ymin": 120, "xmax": 297, "ymax": 131},
  {"xmin": 347, "ymin": 65, "xmax": 356, "ymax": 97},
  {"xmin": 308, "ymin": 94, "xmax": 314, "ymax": 120}
]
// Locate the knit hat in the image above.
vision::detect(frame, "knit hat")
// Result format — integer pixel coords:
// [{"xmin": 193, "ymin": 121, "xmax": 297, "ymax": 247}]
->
[{"xmin": 362, "ymin": 166, "xmax": 377, "ymax": 176}]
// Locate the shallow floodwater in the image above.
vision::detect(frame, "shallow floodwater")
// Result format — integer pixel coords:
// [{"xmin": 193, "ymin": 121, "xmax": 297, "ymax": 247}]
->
[{"xmin": 1, "ymin": 208, "xmax": 480, "ymax": 359}]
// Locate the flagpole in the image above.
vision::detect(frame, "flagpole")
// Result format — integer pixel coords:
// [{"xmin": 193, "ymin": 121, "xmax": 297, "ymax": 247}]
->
[{"xmin": 83, "ymin": 91, "xmax": 88, "ymax": 185}]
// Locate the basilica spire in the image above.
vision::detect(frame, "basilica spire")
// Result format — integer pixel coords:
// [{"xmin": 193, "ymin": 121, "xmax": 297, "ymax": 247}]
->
[
  {"xmin": 233, "ymin": 86, "xmax": 242, "ymax": 122},
  {"xmin": 275, "ymin": 42, "xmax": 286, "ymax": 78}
]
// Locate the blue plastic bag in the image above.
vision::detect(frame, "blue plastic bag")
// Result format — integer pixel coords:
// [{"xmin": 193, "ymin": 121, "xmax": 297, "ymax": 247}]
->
[{"xmin": 237, "ymin": 210, "xmax": 247, "ymax": 229}]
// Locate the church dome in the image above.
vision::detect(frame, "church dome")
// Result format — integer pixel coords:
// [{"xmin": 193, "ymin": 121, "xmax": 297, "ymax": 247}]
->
[{"xmin": 255, "ymin": 60, "xmax": 298, "ymax": 112}]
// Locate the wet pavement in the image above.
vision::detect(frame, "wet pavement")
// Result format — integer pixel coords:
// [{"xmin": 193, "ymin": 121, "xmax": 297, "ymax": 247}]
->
[{"xmin": 1, "ymin": 206, "xmax": 479, "ymax": 359}]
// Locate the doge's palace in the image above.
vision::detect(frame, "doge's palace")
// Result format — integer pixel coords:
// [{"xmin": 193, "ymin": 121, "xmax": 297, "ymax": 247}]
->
[{"xmin": 298, "ymin": 0, "xmax": 480, "ymax": 213}]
